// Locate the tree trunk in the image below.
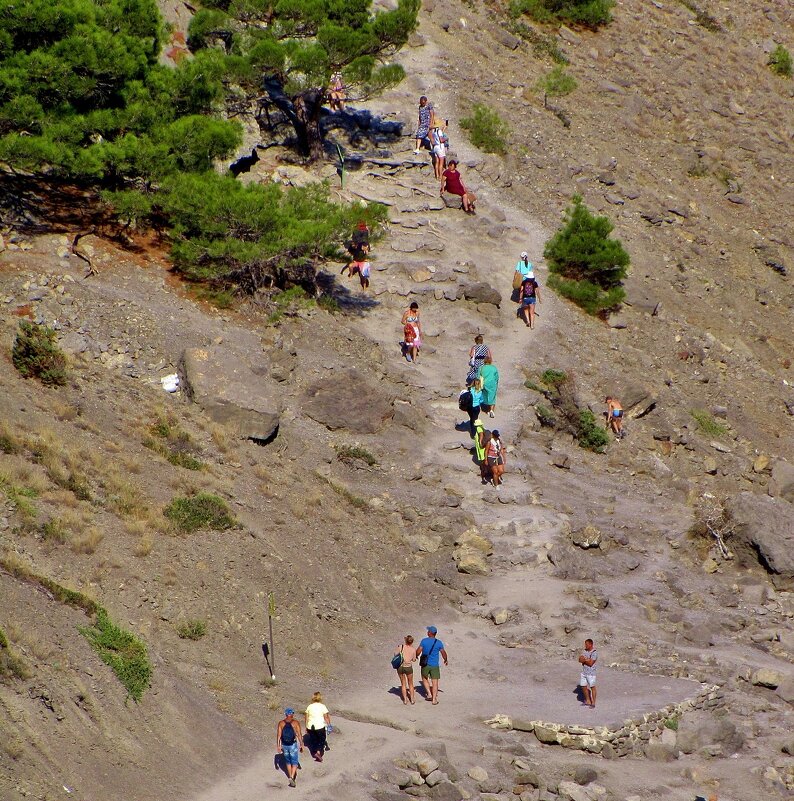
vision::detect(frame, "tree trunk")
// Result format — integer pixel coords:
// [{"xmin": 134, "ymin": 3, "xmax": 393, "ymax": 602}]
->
[{"xmin": 292, "ymin": 89, "xmax": 324, "ymax": 161}]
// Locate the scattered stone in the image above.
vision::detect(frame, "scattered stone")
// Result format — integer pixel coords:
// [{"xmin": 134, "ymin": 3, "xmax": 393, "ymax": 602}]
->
[
  {"xmin": 495, "ymin": 28, "xmax": 521, "ymax": 50},
  {"xmin": 424, "ymin": 769, "xmax": 448, "ymax": 787},
  {"xmin": 514, "ymin": 770, "xmax": 541, "ymax": 787},
  {"xmin": 557, "ymin": 780, "xmax": 591, "ymax": 801},
  {"xmin": 571, "ymin": 525, "xmax": 602, "ymax": 549},
  {"xmin": 751, "ymin": 668, "xmax": 783, "ymax": 689},
  {"xmin": 551, "ymin": 451, "xmax": 570, "ymax": 469},
  {"xmin": 491, "ymin": 608, "xmax": 510, "ymax": 625},
  {"xmin": 753, "ymin": 454, "xmax": 770, "ymax": 473},
  {"xmin": 467, "ymin": 766, "xmax": 489, "ymax": 783},
  {"xmin": 776, "ymin": 677, "xmax": 794, "ymax": 704}
]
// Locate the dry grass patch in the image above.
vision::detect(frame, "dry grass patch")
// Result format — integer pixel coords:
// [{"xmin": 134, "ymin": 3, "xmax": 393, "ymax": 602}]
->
[
  {"xmin": 133, "ymin": 533, "xmax": 153, "ymax": 557},
  {"xmin": 70, "ymin": 527, "xmax": 104, "ymax": 555},
  {"xmin": 209, "ymin": 424, "xmax": 232, "ymax": 454}
]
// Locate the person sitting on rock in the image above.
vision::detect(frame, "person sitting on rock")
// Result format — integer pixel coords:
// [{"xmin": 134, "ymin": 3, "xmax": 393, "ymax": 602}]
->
[
  {"xmin": 440, "ymin": 160, "xmax": 476, "ymax": 214},
  {"xmin": 328, "ymin": 72, "xmax": 347, "ymax": 112},
  {"xmin": 605, "ymin": 396, "xmax": 624, "ymax": 440}
]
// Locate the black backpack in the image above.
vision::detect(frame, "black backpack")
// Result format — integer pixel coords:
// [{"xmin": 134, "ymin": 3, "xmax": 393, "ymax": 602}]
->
[
  {"xmin": 281, "ymin": 721, "xmax": 296, "ymax": 745},
  {"xmin": 458, "ymin": 390, "xmax": 473, "ymax": 411}
]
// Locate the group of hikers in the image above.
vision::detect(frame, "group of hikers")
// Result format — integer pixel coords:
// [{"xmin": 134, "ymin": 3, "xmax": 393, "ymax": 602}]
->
[
  {"xmin": 276, "ymin": 692, "xmax": 332, "ymax": 788},
  {"xmin": 414, "ymin": 95, "xmax": 477, "ymax": 213}
]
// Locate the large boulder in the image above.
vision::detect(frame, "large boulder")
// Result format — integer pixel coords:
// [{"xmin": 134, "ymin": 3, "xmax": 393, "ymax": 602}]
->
[
  {"xmin": 675, "ymin": 712, "xmax": 744, "ymax": 755},
  {"xmin": 620, "ymin": 383, "xmax": 656, "ymax": 418},
  {"xmin": 726, "ymin": 493, "xmax": 794, "ymax": 589},
  {"xmin": 180, "ymin": 346, "xmax": 282, "ymax": 441},
  {"xmin": 302, "ymin": 370, "xmax": 394, "ymax": 434}
]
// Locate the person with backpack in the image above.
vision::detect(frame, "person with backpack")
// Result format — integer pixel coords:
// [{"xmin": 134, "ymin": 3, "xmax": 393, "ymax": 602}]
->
[
  {"xmin": 430, "ymin": 122, "xmax": 448, "ymax": 180},
  {"xmin": 460, "ymin": 378, "xmax": 484, "ymax": 435},
  {"xmin": 416, "ymin": 626, "xmax": 448, "ymax": 705},
  {"xmin": 486, "ymin": 430, "xmax": 506, "ymax": 488},
  {"xmin": 393, "ymin": 634, "xmax": 418, "ymax": 705},
  {"xmin": 519, "ymin": 274, "xmax": 541, "ymax": 329},
  {"xmin": 304, "ymin": 692, "xmax": 331, "ymax": 762},
  {"xmin": 276, "ymin": 708, "xmax": 304, "ymax": 787}
]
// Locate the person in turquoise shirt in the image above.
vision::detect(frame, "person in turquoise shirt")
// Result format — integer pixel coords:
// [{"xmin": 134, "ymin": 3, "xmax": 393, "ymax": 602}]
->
[
  {"xmin": 478, "ymin": 356, "xmax": 499, "ymax": 418},
  {"xmin": 515, "ymin": 251, "xmax": 534, "ymax": 278}
]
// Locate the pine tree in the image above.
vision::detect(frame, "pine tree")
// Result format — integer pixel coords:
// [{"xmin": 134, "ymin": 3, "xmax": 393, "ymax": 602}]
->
[
  {"xmin": 544, "ymin": 195, "xmax": 630, "ymax": 315},
  {"xmin": 187, "ymin": 0, "xmax": 421, "ymax": 160}
]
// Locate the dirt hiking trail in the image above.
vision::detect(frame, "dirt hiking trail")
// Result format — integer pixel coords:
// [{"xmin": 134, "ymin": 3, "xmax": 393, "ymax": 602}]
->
[{"xmin": 189, "ymin": 29, "xmax": 728, "ymax": 801}]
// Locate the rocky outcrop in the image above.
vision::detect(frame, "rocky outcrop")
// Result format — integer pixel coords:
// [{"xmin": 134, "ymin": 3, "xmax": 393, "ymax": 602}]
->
[
  {"xmin": 180, "ymin": 346, "xmax": 282, "ymax": 442},
  {"xmin": 727, "ymin": 492, "xmax": 794, "ymax": 589},
  {"xmin": 302, "ymin": 370, "xmax": 394, "ymax": 434}
]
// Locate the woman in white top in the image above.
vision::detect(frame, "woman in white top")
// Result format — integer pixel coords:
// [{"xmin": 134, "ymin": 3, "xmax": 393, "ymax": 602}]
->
[{"xmin": 304, "ymin": 691, "xmax": 331, "ymax": 762}]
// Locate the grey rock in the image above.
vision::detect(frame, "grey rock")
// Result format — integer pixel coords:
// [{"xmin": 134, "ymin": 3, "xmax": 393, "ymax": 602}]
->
[
  {"xmin": 180, "ymin": 346, "xmax": 282, "ymax": 442},
  {"xmin": 511, "ymin": 719, "xmax": 535, "ymax": 733},
  {"xmin": 551, "ymin": 451, "xmax": 570, "ymax": 469},
  {"xmin": 515, "ymin": 770, "xmax": 542, "ymax": 787},
  {"xmin": 751, "ymin": 668, "xmax": 783, "ymax": 689},
  {"xmin": 461, "ymin": 282, "xmax": 502, "ymax": 307},
  {"xmin": 676, "ymin": 712, "xmax": 744, "ymax": 755},
  {"xmin": 776, "ymin": 677, "xmax": 794, "ymax": 703},
  {"xmin": 727, "ymin": 493, "xmax": 794, "ymax": 589},
  {"xmin": 302, "ymin": 370, "xmax": 394, "ymax": 434},
  {"xmin": 58, "ymin": 332, "xmax": 88, "ymax": 355},
  {"xmin": 573, "ymin": 767, "xmax": 597, "ymax": 785},
  {"xmin": 644, "ymin": 742, "xmax": 678, "ymax": 762},
  {"xmin": 428, "ymin": 782, "xmax": 463, "ymax": 801},
  {"xmin": 556, "ymin": 780, "xmax": 591, "ymax": 801},
  {"xmin": 571, "ymin": 525, "xmax": 602, "ymax": 549},
  {"xmin": 424, "ymin": 769, "xmax": 448, "ymax": 787},
  {"xmin": 467, "ymin": 765, "xmax": 488, "ymax": 783},
  {"xmin": 495, "ymin": 28, "xmax": 521, "ymax": 50},
  {"xmin": 604, "ymin": 192, "xmax": 624, "ymax": 205},
  {"xmin": 769, "ymin": 459, "xmax": 794, "ymax": 502}
]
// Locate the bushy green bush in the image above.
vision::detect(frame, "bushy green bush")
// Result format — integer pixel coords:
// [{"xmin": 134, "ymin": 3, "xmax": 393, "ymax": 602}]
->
[
  {"xmin": 537, "ymin": 66, "xmax": 577, "ymax": 96},
  {"xmin": 544, "ymin": 195, "xmax": 629, "ymax": 315},
  {"xmin": 769, "ymin": 45, "xmax": 793, "ymax": 78},
  {"xmin": 510, "ymin": 0, "xmax": 614, "ymax": 29},
  {"xmin": 164, "ymin": 493, "xmax": 237, "ymax": 533},
  {"xmin": 578, "ymin": 409, "xmax": 609, "ymax": 452},
  {"xmin": 12, "ymin": 322, "xmax": 68, "ymax": 386},
  {"xmin": 460, "ymin": 103, "xmax": 511, "ymax": 156},
  {"xmin": 79, "ymin": 609, "xmax": 151, "ymax": 702}
]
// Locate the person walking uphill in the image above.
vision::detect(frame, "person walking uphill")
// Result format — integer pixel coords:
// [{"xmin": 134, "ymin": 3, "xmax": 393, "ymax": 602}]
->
[
  {"xmin": 304, "ymin": 692, "xmax": 331, "ymax": 762},
  {"xmin": 394, "ymin": 635, "xmax": 418, "ymax": 705},
  {"xmin": 578, "ymin": 639, "xmax": 598, "ymax": 708},
  {"xmin": 417, "ymin": 626, "xmax": 448, "ymax": 705},
  {"xmin": 519, "ymin": 274, "xmax": 541, "ymax": 329},
  {"xmin": 466, "ymin": 334, "xmax": 491, "ymax": 385},
  {"xmin": 487, "ymin": 429, "xmax": 506, "ymax": 488},
  {"xmin": 413, "ymin": 96, "xmax": 434, "ymax": 154},
  {"xmin": 277, "ymin": 708, "xmax": 304, "ymax": 787},
  {"xmin": 478, "ymin": 355, "xmax": 499, "ymax": 418}
]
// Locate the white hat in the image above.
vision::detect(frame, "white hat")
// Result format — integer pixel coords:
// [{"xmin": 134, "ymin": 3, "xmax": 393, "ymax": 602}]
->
[{"xmin": 520, "ymin": 251, "xmax": 529, "ymax": 259}]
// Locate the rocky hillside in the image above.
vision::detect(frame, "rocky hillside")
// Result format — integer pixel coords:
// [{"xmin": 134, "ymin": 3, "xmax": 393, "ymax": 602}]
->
[{"xmin": 1, "ymin": 1, "xmax": 793, "ymax": 801}]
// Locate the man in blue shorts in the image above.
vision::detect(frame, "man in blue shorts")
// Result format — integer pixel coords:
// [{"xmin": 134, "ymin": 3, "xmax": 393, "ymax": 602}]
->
[
  {"xmin": 277, "ymin": 708, "xmax": 304, "ymax": 787},
  {"xmin": 417, "ymin": 625, "xmax": 448, "ymax": 705}
]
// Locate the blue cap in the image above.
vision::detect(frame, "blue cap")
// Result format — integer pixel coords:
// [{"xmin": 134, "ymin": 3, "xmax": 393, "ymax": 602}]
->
[
  {"xmin": 427, "ymin": 626, "xmax": 438, "ymax": 634},
  {"xmin": 285, "ymin": 708, "xmax": 294, "ymax": 716}
]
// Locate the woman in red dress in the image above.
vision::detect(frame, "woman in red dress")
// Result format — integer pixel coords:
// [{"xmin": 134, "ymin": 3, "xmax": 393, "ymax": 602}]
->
[{"xmin": 440, "ymin": 160, "xmax": 476, "ymax": 213}]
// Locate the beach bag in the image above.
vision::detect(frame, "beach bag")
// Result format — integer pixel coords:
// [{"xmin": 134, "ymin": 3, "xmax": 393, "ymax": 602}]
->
[
  {"xmin": 458, "ymin": 390, "xmax": 473, "ymax": 411},
  {"xmin": 391, "ymin": 646, "xmax": 403, "ymax": 670},
  {"xmin": 512, "ymin": 270, "xmax": 522, "ymax": 290}
]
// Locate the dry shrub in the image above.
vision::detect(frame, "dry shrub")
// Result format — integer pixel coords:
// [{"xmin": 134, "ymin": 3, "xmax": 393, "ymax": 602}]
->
[
  {"xmin": 124, "ymin": 520, "xmax": 147, "ymax": 537},
  {"xmin": 104, "ymin": 472, "xmax": 148, "ymax": 520},
  {"xmin": 71, "ymin": 527, "xmax": 104, "ymax": 555},
  {"xmin": 210, "ymin": 424, "xmax": 232, "ymax": 454},
  {"xmin": 52, "ymin": 402, "xmax": 80, "ymax": 422},
  {"xmin": 134, "ymin": 534, "xmax": 153, "ymax": 557}
]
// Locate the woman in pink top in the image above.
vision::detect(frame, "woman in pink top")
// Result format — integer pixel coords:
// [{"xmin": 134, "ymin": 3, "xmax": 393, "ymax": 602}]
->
[
  {"xmin": 440, "ymin": 160, "xmax": 476, "ymax": 213},
  {"xmin": 394, "ymin": 635, "xmax": 418, "ymax": 705}
]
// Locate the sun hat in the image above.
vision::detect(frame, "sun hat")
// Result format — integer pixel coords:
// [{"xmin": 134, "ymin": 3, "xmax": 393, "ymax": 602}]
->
[
  {"xmin": 520, "ymin": 251, "xmax": 528, "ymax": 259},
  {"xmin": 285, "ymin": 708, "xmax": 294, "ymax": 716},
  {"xmin": 427, "ymin": 625, "xmax": 438, "ymax": 634}
]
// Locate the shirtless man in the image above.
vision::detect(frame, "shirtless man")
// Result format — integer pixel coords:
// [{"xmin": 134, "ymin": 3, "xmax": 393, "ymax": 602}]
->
[{"xmin": 605, "ymin": 396, "xmax": 624, "ymax": 440}]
